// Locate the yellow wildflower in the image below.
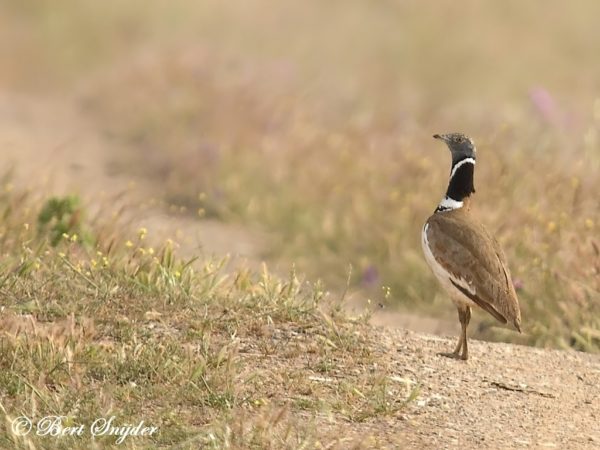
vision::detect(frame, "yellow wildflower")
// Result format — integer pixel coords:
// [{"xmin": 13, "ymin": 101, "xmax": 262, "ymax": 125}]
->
[{"xmin": 138, "ymin": 227, "xmax": 148, "ymax": 240}]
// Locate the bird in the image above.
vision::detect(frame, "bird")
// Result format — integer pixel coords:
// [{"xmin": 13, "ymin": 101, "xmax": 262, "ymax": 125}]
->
[{"xmin": 421, "ymin": 133, "xmax": 521, "ymax": 360}]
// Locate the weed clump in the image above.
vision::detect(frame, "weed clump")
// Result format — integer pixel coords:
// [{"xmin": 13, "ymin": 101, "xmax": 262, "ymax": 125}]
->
[{"xmin": 37, "ymin": 195, "xmax": 92, "ymax": 247}]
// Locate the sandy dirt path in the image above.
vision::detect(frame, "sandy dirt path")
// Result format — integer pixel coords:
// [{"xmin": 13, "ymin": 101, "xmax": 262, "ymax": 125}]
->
[
  {"xmin": 300, "ymin": 328, "xmax": 600, "ymax": 449},
  {"xmin": 0, "ymin": 93, "xmax": 262, "ymax": 261},
  {"xmin": 384, "ymin": 329, "xmax": 599, "ymax": 449}
]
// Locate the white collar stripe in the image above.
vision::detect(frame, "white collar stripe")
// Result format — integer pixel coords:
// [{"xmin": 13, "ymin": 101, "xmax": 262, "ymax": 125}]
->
[{"xmin": 450, "ymin": 157, "xmax": 476, "ymax": 179}]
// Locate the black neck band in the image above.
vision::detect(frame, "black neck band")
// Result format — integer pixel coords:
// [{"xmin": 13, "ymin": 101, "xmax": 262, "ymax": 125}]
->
[{"xmin": 446, "ymin": 159, "xmax": 475, "ymax": 201}]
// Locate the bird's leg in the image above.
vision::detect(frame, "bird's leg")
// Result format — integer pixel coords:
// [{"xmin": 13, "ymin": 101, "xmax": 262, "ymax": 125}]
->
[
  {"xmin": 451, "ymin": 334, "xmax": 463, "ymax": 356},
  {"xmin": 459, "ymin": 306, "xmax": 471, "ymax": 360},
  {"xmin": 439, "ymin": 305, "xmax": 471, "ymax": 360}
]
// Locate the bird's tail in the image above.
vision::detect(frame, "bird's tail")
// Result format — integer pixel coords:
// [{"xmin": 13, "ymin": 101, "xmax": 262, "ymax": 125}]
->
[{"xmin": 514, "ymin": 318, "xmax": 522, "ymax": 333}]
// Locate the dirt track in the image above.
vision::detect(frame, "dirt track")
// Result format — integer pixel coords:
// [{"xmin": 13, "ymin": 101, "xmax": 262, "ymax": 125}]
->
[
  {"xmin": 381, "ymin": 329, "xmax": 600, "ymax": 449},
  {"xmin": 2, "ymin": 93, "xmax": 599, "ymax": 449},
  {"xmin": 0, "ymin": 93, "xmax": 262, "ymax": 261}
]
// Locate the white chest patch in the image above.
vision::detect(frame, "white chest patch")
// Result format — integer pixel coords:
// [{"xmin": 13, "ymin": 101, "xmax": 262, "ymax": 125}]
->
[
  {"xmin": 421, "ymin": 222, "xmax": 477, "ymax": 308},
  {"xmin": 437, "ymin": 196, "xmax": 463, "ymax": 211}
]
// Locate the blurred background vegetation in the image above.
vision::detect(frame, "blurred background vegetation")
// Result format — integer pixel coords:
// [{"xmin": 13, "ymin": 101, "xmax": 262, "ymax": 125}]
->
[{"xmin": 1, "ymin": 0, "xmax": 599, "ymax": 351}]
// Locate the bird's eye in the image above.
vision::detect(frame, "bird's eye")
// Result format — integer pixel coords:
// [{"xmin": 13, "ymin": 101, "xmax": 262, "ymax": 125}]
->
[{"xmin": 455, "ymin": 136, "xmax": 464, "ymax": 144}]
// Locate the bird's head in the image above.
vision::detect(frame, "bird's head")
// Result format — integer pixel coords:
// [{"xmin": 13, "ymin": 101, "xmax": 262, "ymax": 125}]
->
[{"xmin": 433, "ymin": 133, "xmax": 476, "ymax": 163}]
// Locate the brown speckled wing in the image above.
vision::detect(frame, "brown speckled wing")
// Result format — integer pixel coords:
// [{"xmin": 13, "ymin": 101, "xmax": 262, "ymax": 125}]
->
[{"xmin": 425, "ymin": 209, "xmax": 522, "ymax": 330}]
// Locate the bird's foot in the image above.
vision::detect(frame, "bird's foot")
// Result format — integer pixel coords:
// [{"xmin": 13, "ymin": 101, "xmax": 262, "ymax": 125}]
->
[{"xmin": 438, "ymin": 351, "xmax": 468, "ymax": 361}]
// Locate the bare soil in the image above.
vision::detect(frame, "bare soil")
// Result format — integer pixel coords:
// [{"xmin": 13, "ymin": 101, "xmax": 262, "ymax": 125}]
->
[
  {"xmin": 2, "ymin": 93, "xmax": 599, "ymax": 449},
  {"xmin": 380, "ymin": 329, "xmax": 599, "ymax": 449}
]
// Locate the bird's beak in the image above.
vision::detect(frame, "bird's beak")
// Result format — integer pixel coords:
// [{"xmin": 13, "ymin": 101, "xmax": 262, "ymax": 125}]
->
[{"xmin": 432, "ymin": 134, "xmax": 448, "ymax": 142}]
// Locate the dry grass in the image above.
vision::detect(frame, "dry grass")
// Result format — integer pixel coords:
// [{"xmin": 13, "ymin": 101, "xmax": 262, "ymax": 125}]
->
[
  {"xmin": 90, "ymin": 62, "xmax": 600, "ymax": 351},
  {"xmin": 0, "ymin": 186, "xmax": 418, "ymax": 449},
  {"xmin": 2, "ymin": 0, "xmax": 598, "ymax": 351},
  {"xmin": 63, "ymin": 1, "xmax": 599, "ymax": 351}
]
